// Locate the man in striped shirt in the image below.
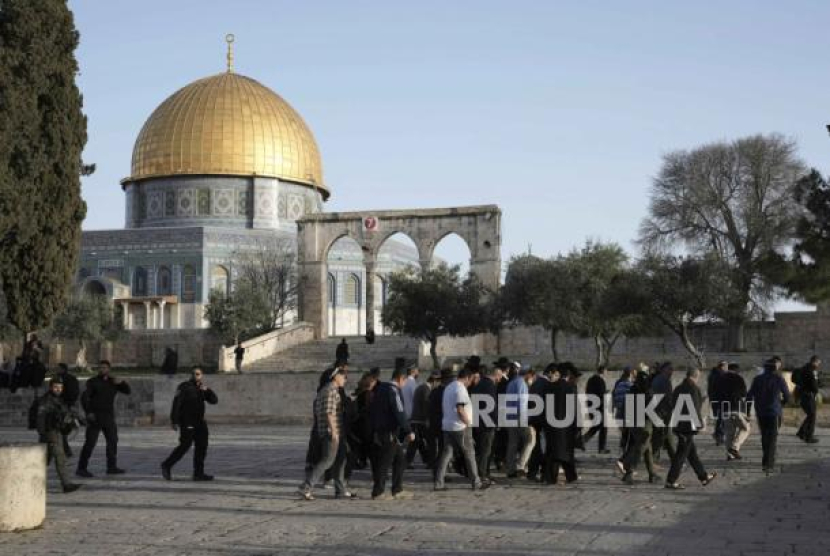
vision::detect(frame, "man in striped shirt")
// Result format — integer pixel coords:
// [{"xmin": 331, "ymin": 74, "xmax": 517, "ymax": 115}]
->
[{"xmin": 299, "ymin": 367, "xmax": 353, "ymax": 500}]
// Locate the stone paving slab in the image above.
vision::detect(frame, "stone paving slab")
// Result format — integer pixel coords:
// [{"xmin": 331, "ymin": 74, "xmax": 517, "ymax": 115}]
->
[{"xmin": 0, "ymin": 424, "xmax": 827, "ymax": 555}]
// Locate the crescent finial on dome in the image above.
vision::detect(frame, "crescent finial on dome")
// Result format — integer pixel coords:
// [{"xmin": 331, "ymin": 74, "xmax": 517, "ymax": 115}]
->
[{"xmin": 225, "ymin": 33, "xmax": 235, "ymax": 73}]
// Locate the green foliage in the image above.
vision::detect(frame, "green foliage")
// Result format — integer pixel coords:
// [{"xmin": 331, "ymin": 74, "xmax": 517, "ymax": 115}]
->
[
  {"xmin": 562, "ymin": 241, "xmax": 653, "ymax": 366},
  {"xmin": 764, "ymin": 169, "xmax": 830, "ymax": 304},
  {"xmin": 382, "ymin": 264, "xmax": 491, "ymax": 368},
  {"xmin": 499, "ymin": 254, "xmax": 582, "ymax": 360},
  {"xmin": 204, "ymin": 282, "xmax": 271, "ymax": 345},
  {"xmin": 51, "ymin": 294, "xmax": 123, "ymax": 345},
  {"xmin": 614, "ymin": 255, "xmax": 738, "ymax": 367},
  {"xmin": 0, "ymin": 0, "xmax": 88, "ymax": 333},
  {"xmin": 0, "ymin": 290, "xmax": 22, "ymax": 341},
  {"xmin": 639, "ymin": 134, "xmax": 806, "ymax": 349}
]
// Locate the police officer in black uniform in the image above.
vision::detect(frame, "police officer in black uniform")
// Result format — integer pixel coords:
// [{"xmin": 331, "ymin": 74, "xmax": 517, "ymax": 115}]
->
[
  {"xmin": 76, "ymin": 360, "xmax": 131, "ymax": 477},
  {"xmin": 161, "ymin": 366, "xmax": 219, "ymax": 481}
]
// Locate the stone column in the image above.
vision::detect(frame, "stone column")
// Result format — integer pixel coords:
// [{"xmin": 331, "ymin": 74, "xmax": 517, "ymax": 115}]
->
[
  {"xmin": 365, "ymin": 260, "xmax": 376, "ymax": 334},
  {"xmin": 158, "ymin": 300, "xmax": 166, "ymax": 329},
  {"xmin": 0, "ymin": 444, "xmax": 46, "ymax": 532},
  {"xmin": 143, "ymin": 301, "xmax": 153, "ymax": 330},
  {"xmin": 121, "ymin": 301, "xmax": 130, "ymax": 330},
  {"xmin": 419, "ymin": 259, "xmax": 432, "ymax": 274},
  {"xmin": 299, "ymin": 261, "xmax": 328, "ymax": 339}
]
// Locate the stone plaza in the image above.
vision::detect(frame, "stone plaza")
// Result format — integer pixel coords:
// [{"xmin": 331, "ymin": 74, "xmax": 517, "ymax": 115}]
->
[{"xmin": 0, "ymin": 423, "xmax": 827, "ymax": 556}]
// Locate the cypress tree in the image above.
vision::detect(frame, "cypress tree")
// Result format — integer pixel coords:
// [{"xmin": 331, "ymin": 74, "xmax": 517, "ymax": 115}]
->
[{"xmin": 0, "ymin": 0, "xmax": 88, "ymax": 335}]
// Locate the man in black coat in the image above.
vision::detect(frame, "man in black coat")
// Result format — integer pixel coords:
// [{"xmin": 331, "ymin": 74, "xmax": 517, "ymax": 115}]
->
[
  {"xmin": 796, "ymin": 356, "xmax": 821, "ymax": 443},
  {"xmin": 335, "ymin": 339, "xmax": 349, "ymax": 364},
  {"xmin": 707, "ymin": 361, "xmax": 728, "ymax": 446},
  {"xmin": 665, "ymin": 369, "xmax": 717, "ymax": 489},
  {"xmin": 368, "ymin": 368, "xmax": 414, "ymax": 499},
  {"xmin": 470, "ymin": 364, "xmax": 499, "ymax": 482},
  {"xmin": 77, "ymin": 360, "xmax": 131, "ymax": 477},
  {"xmin": 161, "ymin": 367, "xmax": 219, "ymax": 481},
  {"xmin": 56, "ymin": 363, "xmax": 80, "ymax": 457},
  {"xmin": 543, "ymin": 365, "xmax": 580, "ymax": 484},
  {"xmin": 582, "ymin": 365, "xmax": 609, "ymax": 454},
  {"xmin": 720, "ymin": 363, "xmax": 750, "ymax": 459}
]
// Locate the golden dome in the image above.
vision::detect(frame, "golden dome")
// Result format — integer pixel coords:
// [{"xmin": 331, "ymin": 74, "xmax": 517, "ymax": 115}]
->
[{"xmin": 125, "ymin": 72, "xmax": 327, "ymax": 198}]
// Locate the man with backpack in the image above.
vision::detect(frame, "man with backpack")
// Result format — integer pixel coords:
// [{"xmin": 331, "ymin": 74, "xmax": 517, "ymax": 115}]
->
[{"xmin": 36, "ymin": 378, "xmax": 82, "ymax": 493}]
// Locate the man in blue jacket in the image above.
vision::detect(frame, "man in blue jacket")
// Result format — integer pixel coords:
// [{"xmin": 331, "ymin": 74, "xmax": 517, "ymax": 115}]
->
[
  {"xmin": 369, "ymin": 368, "xmax": 414, "ymax": 500},
  {"xmin": 747, "ymin": 356, "xmax": 791, "ymax": 473}
]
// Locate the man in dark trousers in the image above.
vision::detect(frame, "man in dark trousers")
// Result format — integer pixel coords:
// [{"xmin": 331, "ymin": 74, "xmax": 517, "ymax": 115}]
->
[
  {"xmin": 335, "ymin": 338, "xmax": 349, "ymax": 363},
  {"xmin": 37, "ymin": 378, "xmax": 82, "ymax": 493},
  {"xmin": 748, "ymin": 356, "xmax": 791, "ymax": 472},
  {"xmin": 470, "ymin": 364, "xmax": 499, "ymax": 482},
  {"xmin": 720, "ymin": 363, "xmax": 750, "ymax": 460},
  {"xmin": 56, "ymin": 363, "xmax": 80, "ymax": 457},
  {"xmin": 77, "ymin": 360, "xmax": 131, "ymax": 477},
  {"xmin": 665, "ymin": 368, "xmax": 717, "ymax": 489},
  {"xmin": 707, "ymin": 360, "xmax": 728, "ymax": 445},
  {"xmin": 233, "ymin": 342, "xmax": 245, "ymax": 373},
  {"xmin": 369, "ymin": 367, "xmax": 414, "ymax": 500},
  {"xmin": 796, "ymin": 355, "xmax": 821, "ymax": 444},
  {"xmin": 582, "ymin": 365, "xmax": 609, "ymax": 454},
  {"xmin": 161, "ymin": 367, "xmax": 219, "ymax": 481},
  {"xmin": 544, "ymin": 364, "xmax": 580, "ymax": 484},
  {"xmin": 650, "ymin": 362, "xmax": 676, "ymax": 462}
]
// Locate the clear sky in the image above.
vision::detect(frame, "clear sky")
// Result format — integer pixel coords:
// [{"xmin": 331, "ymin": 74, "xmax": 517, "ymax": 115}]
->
[{"xmin": 69, "ymin": 0, "xmax": 830, "ymax": 307}]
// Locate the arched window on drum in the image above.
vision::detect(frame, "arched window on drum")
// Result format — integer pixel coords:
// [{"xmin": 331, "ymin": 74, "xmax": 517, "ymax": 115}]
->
[{"xmin": 211, "ymin": 265, "xmax": 229, "ymax": 297}]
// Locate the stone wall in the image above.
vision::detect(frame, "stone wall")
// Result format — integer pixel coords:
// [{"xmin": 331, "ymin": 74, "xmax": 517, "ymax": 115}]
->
[
  {"xmin": 1, "ymin": 371, "xmax": 823, "ymax": 429},
  {"xmin": 0, "ymin": 377, "xmax": 155, "ymax": 428},
  {"xmin": 431, "ymin": 308, "xmax": 830, "ymax": 371},
  {"xmin": 42, "ymin": 329, "xmax": 224, "ymax": 370}
]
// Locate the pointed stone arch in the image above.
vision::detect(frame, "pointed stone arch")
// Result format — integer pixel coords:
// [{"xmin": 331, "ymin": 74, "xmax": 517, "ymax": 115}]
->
[{"xmin": 297, "ymin": 205, "xmax": 501, "ymax": 338}]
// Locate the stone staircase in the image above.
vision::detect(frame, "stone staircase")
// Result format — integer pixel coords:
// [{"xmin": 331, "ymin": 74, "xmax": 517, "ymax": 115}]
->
[{"xmin": 244, "ymin": 335, "xmax": 421, "ymax": 373}]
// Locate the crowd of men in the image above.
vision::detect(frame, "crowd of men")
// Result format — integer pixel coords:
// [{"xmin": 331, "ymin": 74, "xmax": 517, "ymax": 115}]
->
[
  {"xmin": 21, "ymin": 344, "xmax": 823, "ymax": 499},
  {"xmin": 299, "ymin": 353, "xmax": 822, "ymax": 499}
]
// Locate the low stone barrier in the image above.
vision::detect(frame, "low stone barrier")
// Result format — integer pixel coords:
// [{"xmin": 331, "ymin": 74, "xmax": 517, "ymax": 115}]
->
[{"xmin": 0, "ymin": 443, "xmax": 46, "ymax": 532}]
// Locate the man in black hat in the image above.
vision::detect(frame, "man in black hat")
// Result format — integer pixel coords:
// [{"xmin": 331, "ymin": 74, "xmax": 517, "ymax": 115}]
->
[
  {"xmin": 428, "ymin": 368, "xmax": 454, "ymax": 473},
  {"xmin": 582, "ymin": 364, "xmax": 609, "ymax": 454},
  {"xmin": 544, "ymin": 364, "xmax": 581, "ymax": 484},
  {"xmin": 408, "ymin": 369, "xmax": 439, "ymax": 467},
  {"xmin": 470, "ymin": 364, "xmax": 498, "ymax": 482},
  {"xmin": 161, "ymin": 367, "xmax": 219, "ymax": 481},
  {"xmin": 369, "ymin": 367, "xmax": 415, "ymax": 499},
  {"xmin": 491, "ymin": 357, "xmax": 511, "ymax": 471}
]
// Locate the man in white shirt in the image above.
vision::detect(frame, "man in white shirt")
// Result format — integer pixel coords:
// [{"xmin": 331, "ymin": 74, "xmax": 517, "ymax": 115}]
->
[
  {"xmin": 434, "ymin": 368, "xmax": 489, "ymax": 491},
  {"xmin": 401, "ymin": 365, "xmax": 419, "ymax": 419}
]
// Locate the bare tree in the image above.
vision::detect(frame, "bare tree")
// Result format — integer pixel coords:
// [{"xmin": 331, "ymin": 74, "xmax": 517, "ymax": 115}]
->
[
  {"xmin": 233, "ymin": 237, "xmax": 299, "ymax": 331},
  {"xmin": 639, "ymin": 134, "xmax": 805, "ymax": 350}
]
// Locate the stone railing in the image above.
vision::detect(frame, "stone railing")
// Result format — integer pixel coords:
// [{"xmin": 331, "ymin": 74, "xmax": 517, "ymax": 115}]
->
[{"xmin": 217, "ymin": 322, "xmax": 315, "ymax": 372}]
